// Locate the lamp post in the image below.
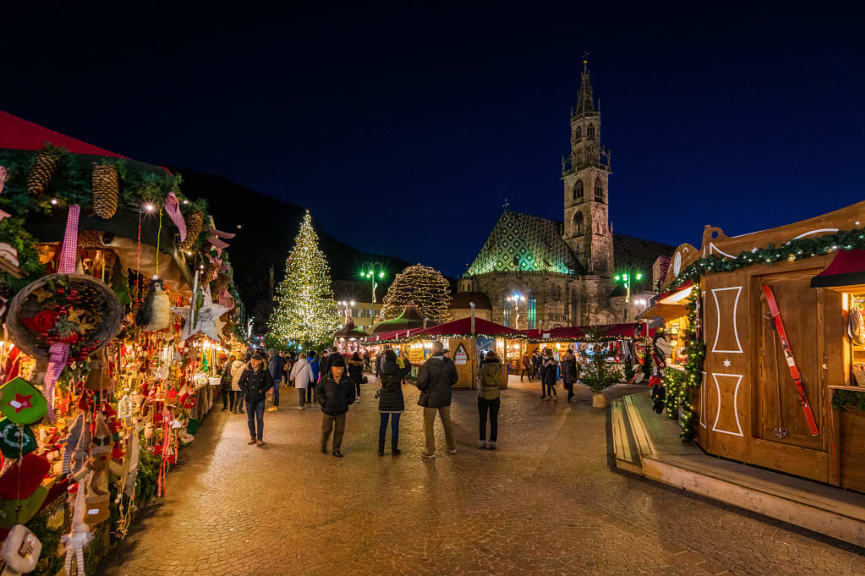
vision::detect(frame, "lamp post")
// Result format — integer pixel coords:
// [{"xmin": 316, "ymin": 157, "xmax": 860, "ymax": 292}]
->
[
  {"xmin": 507, "ymin": 293, "xmax": 524, "ymax": 330},
  {"xmin": 359, "ymin": 262, "xmax": 387, "ymax": 303},
  {"xmin": 613, "ymin": 270, "xmax": 643, "ymax": 303}
]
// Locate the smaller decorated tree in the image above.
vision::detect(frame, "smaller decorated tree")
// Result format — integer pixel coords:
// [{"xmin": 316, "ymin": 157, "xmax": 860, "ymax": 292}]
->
[
  {"xmin": 382, "ymin": 264, "xmax": 451, "ymax": 322},
  {"xmin": 267, "ymin": 210, "xmax": 339, "ymax": 350}
]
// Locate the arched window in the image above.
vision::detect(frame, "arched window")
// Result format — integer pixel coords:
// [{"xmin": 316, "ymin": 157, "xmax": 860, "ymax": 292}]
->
[
  {"xmin": 594, "ymin": 178, "xmax": 604, "ymax": 202},
  {"xmin": 572, "ymin": 180, "xmax": 583, "ymax": 201},
  {"xmin": 587, "ymin": 124, "xmax": 595, "ymax": 141},
  {"xmin": 574, "ymin": 126, "xmax": 582, "ymax": 142},
  {"xmin": 573, "ymin": 212, "xmax": 584, "ymax": 235}
]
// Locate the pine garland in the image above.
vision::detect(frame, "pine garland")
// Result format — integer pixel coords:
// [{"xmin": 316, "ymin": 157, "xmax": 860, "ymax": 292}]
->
[
  {"xmin": 382, "ymin": 264, "xmax": 451, "ymax": 322},
  {"xmin": 677, "ymin": 288, "xmax": 706, "ymax": 441},
  {"xmin": 266, "ymin": 210, "xmax": 339, "ymax": 349}
]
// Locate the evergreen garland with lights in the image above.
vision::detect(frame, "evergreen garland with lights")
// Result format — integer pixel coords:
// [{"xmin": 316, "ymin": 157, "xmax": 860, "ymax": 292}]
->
[
  {"xmin": 267, "ymin": 210, "xmax": 339, "ymax": 349},
  {"xmin": 382, "ymin": 264, "xmax": 451, "ymax": 322},
  {"xmin": 673, "ymin": 288, "xmax": 706, "ymax": 441}
]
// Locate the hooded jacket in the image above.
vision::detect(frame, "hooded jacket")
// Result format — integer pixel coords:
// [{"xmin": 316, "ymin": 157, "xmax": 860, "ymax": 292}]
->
[
  {"xmin": 416, "ymin": 355, "xmax": 458, "ymax": 408},
  {"xmin": 378, "ymin": 356, "xmax": 411, "ymax": 412},
  {"xmin": 478, "ymin": 356, "xmax": 503, "ymax": 400},
  {"xmin": 316, "ymin": 371, "xmax": 356, "ymax": 416},
  {"xmin": 289, "ymin": 357, "xmax": 312, "ymax": 390}
]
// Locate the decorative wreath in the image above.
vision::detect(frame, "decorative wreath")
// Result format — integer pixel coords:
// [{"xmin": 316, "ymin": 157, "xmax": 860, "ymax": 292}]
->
[{"xmin": 6, "ymin": 273, "xmax": 122, "ymax": 362}]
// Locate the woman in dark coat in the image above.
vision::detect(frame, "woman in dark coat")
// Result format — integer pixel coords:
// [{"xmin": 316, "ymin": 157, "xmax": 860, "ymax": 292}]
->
[
  {"xmin": 541, "ymin": 348, "xmax": 559, "ymax": 400},
  {"xmin": 377, "ymin": 349, "xmax": 411, "ymax": 455},
  {"xmin": 349, "ymin": 352, "xmax": 364, "ymax": 402}
]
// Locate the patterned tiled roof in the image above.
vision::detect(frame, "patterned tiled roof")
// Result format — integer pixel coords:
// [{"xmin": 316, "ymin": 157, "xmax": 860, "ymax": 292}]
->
[{"xmin": 467, "ymin": 211, "xmax": 582, "ymax": 276}]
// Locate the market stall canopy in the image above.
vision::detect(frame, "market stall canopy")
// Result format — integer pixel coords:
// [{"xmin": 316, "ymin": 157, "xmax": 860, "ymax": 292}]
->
[
  {"xmin": 531, "ymin": 322, "xmax": 653, "ymax": 342},
  {"xmin": 363, "ymin": 327, "xmax": 425, "ymax": 343},
  {"xmin": 412, "ymin": 317, "xmax": 525, "ymax": 339},
  {"xmin": 370, "ymin": 302, "xmax": 432, "ymax": 334},
  {"xmin": 0, "ymin": 111, "xmax": 126, "ymax": 157},
  {"xmin": 332, "ymin": 317, "xmax": 366, "ymax": 341},
  {"xmin": 810, "ymin": 249, "xmax": 865, "ymax": 290}
]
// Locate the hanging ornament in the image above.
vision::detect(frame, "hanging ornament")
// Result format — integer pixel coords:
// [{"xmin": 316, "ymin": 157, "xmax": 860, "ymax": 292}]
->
[
  {"xmin": 26, "ymin": 148, "xmax": 61, "ymax": 196},
  {"xmin": 91, "ymin": 163, "xmax": 119, "ymax": 219},
  {"xmin": 0, "ymin": 485, "xmax": 48, "ymax": 529},
  {"xmin": 171, "ymin": 286, "xmax": 229, "ymax": 342},
  {"xmin": 83, "ymin": 349, "xmax": 111, "ymax": 391},
  {"xmin": 0, "ymin": 524, "xmax": 42, "ymax": 574},
  {"xmin": 0, "ymin": 377, "xmax": 47, "ymax": 425},
  {"xmin": 135, "ymin": 277, "xmax": 170, "ymax": 331},
  {"xmin": 0, "ymin": 419, "xmax": 37, "ymax": 458},
  {"xmin": 163, "ymin": 192, "xmax": 186, "ymax": 242},
  {"xmin": 61, "ymin": 482, "xmax": 93, "ymax": 576},
  {"xmin": 0, "ymin": 453, "xmax": 50, "ymax": 501},
  {"xmin": 178, "ymin": 210, "xmax": 203, "ymax": 251}
]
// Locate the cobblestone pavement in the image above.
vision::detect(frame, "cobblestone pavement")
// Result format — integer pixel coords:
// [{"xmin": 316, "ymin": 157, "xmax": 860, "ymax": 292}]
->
[{"xmin": 100, "ymin": 377, "xmax": 865, "ymax": 576}]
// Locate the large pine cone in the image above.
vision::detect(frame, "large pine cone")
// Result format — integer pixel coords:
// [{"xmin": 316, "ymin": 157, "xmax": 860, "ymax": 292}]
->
[
  {"xmin": 92, "ymin": 164, "xmax": 119, "ymax": 219},
  {"xmin": 179, "ymin": 210, "xmax": 204, "ymax": 250},
  {"xmin": 26, "ymin": 149, "xmax": 61, "ymax": 195}
]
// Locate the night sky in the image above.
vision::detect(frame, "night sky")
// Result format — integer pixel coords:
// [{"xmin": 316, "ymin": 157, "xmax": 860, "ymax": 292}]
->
[{"xmin": 5, "ymin": 2, "xmax": 865, "ymax": 278}]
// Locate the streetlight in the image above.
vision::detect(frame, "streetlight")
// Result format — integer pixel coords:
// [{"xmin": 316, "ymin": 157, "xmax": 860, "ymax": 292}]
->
[
  {"xmin": 507, "ymin": 293, "xmax": 524, "ymax": 329},
  {"xmin": 613, "ymin": 270, "xmax": 643, "ymax": 303},
  {"xmin": 359, "ymin": 262, "xmax": 387, "ymax": 303}
]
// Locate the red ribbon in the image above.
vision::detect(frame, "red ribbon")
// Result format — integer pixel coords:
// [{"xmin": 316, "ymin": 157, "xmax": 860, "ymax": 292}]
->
[{"xmin": 164, "ymin": 192, "xmax": 187, "ymax": 242}]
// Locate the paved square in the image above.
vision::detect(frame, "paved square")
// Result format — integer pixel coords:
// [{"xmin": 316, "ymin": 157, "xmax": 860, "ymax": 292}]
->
[{"xmin": 100, "ymin": 378, "xmax": 865, "ymax": 576}]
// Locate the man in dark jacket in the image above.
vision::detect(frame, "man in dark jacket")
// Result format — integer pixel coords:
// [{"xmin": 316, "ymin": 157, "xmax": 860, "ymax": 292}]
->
[
  {"xmin": 416, "ymin": 340, "xmax": 459, "ymax": 459},
  {"xmin": 238, "ymin": 353, "xmax": 274, "ymax": 446},
  {"xmin": 267, "ymin": 350, "xmax": 284, "ymax": 412},
  {"xmin": 316, "ymin": 355, "xmax": 356, "ymax": 458}
]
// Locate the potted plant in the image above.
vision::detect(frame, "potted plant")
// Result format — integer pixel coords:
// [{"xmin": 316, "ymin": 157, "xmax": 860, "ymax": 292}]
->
[{"xmin": 581, "ymin": 341, "xmax": 623, "ymax": 408}]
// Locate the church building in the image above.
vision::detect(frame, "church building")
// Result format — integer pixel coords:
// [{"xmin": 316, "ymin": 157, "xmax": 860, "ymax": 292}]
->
[{"xmin": 457, "ymin": 62, "xmax": 674, "ymax": 330}]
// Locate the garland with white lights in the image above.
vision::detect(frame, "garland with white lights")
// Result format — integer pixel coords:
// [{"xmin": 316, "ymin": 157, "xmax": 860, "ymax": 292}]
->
[
  {"xmin": 669, "ymin": 227, "xmax": 865, "ymax": 290},
  {"xmin": 662, "ymin": 289, "xmax": 705, "ymax": 441}
]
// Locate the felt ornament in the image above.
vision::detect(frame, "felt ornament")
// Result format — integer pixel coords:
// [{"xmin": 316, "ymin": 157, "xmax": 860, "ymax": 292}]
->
[
  {"xmin": 83, "ymin": 349, "xmax": 111, "ymax": 392},
  {"xmin": 0, "ymin": 524, "xmax": 42, "ymax": 575},
  {"xmin": 61, "ymin": 482, "xmax": 93, "ymax": 576},
  {"xmin": 0, "ymin": 378, "xmax": 47, "ymax": 426},
  {"xmin": 61, "ymin": 414, "xmax": 91, "ymax": 478},
  {"xmin": 0, "ymin": 453, "xmax": 50, "ymax": 500},
  {"xmin": 0, "ymin": 420, "xmax": 37, "ymax": 459},
  {"xmin": 135, "ymin": 277, "xmax": 170, "ymax": 331},
  {"xmin": 171, "ymin": 287, "xmax": 228, "ymax": 342},
  {"xmin": 0, "ymin": 485, "xmax": 48, "ymax": 529}
]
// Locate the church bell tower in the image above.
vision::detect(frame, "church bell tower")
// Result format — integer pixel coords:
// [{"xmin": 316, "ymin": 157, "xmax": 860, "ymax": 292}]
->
[{"xmin": 562, "ymin": 59, "xmax": 614, "ymax": 276}]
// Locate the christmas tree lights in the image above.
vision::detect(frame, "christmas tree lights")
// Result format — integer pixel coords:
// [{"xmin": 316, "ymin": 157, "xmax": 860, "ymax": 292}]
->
[
  {"xmin": 266, "ymin": 211, "xmax": 338, "ymax": 349},
  {"xmin": 382, "ymin": 264, "xmax": 451, "ymax": 323}
]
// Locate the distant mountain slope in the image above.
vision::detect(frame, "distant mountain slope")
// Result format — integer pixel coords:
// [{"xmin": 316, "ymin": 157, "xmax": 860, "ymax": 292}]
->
[{"xmin": 173, "ymin": 169, "xmax": 409, "ymax": 329}]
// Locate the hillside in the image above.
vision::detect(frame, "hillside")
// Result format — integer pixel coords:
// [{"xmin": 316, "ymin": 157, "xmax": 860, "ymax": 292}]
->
[{"xmin": 174, "ymin": 169, "xmax": 409, "ymax": 329}]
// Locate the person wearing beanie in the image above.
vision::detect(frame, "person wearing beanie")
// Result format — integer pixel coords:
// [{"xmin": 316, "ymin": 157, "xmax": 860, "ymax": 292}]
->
[
  {"xmin": 237, "ymin": 353, "xmax": 274, "ymax": 447},
  {"xmin": 316, "ymin": 354, "xmax": 356, "ymax": 458}
]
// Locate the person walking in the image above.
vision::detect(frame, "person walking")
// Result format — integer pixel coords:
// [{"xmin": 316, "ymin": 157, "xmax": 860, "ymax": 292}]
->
[
  {"xmin": 478, "ymin": 350, "xmax": 503, "ymax": 450},
  {"xmin": 416, "ymin": 340, "xmax": 459, "ymax": 459},
  {"xmin": 289, "ymin": 352, "xmax": 312, "ymax": 410},
  {"xmin": 531, "ymin": 349, "xmax": 542, "ymax": 381},
  {"xmin": 219, "ymin": 358, "xmax": 232, "ymax": 411},
  {"xmin": 229, "ymin": 354, "xmax": 247, "ymax": 413},
  {"xmin": 561, "ymin": 347, "xmax": 578, "ymax": 402},
  {"xmin": 267, "ymin": 350, "xmax": 285, "ymax": 412},
  {"xmin": 541, "ymin": 349, "xmax": 559, "ymax": 400},
  {"xmin": 307, "ymin": 351, "xmax": 320, "ymax": 405},
  {"xmin": 348, "ymin": 352, "xmax": 364, "ymax": 402},
  {"xmin": 520, "ymin": 351, "xmax": 533, "ymax": 382},
  {"xmin": 317, "ymin": 355, "xmax": 356, "ymax": 458},
  {"xmin": 377, "ymin": 349, "xmax": 411, "ymax": 456},
  {"xmin": 238, "ymin": 353, "xmax": 274, "ymax": 447}
]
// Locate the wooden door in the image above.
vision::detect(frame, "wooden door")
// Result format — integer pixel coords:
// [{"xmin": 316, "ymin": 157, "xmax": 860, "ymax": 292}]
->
[{"xmin": 756, "ymin": 274, "xmax": 823, "ymax": 450}]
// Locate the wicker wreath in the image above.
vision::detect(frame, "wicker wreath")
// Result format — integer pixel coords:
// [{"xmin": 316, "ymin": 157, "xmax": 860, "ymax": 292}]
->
[{"xmin": 6, "ymin": 273, "xmax": 122, "ymax": 361}]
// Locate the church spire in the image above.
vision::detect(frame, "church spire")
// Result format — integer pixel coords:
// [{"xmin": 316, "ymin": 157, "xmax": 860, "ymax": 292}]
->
[{"xmin": 575, "ymin": 54, "xmax": 595, "ymax": 116}]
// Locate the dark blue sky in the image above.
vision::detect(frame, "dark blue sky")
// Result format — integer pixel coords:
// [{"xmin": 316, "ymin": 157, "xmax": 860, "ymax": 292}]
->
[{"xmin": 5, "ymin": 2, "xmax": 865, "ymax": 277}]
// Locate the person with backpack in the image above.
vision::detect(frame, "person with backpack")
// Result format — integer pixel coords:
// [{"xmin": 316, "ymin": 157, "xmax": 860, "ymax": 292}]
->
[
  {"xmin": 478, "ymin": 350, "xmax": 503, "ymax": 450},
  {"xmin": 307, "ymin": 350, "xmax": 320, "ymax": 405},
  {"xmin": 317, "ymin": 355, "xmax": 356, "ymax": 458},
  {"xmin": 416, "ymin": 340, "xmax": 459, "ymax": 459},
  {"xmin": 377, "ymin": 349, "xmax": 411, "ymax": 456}
]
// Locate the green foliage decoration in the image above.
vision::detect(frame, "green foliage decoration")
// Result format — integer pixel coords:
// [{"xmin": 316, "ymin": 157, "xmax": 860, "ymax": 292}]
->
[{"xmin": 581, "ymin": 340, "xmax": 623, "ymax": 394}]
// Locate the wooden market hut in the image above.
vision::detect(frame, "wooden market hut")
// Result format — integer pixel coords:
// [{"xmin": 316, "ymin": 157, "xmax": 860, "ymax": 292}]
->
[
  {"xmin": 661, "ymin": 199, "xmax": 865, "ymax": 492},
  {"xmin": 332, "ymin": 317, "xmax": 367, "ymax": 354}
]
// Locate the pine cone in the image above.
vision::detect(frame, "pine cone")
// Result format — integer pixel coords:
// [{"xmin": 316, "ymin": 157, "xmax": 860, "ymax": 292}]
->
[
  {"xmin": 179, "ymin": 211, "xmax": 204, "ymax": 250},
  {"xmin": 92, "ymin": 164, "xmax": 119, "ymax": 219},
  {"xmin": 26, "ymin": 149, "xmax": 61, "ymax": 195}
]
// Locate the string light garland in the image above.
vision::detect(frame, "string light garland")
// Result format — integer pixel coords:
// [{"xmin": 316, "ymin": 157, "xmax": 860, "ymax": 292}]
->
[
  {"xmin": 669, "ymin": 227, "xmax": 865, "ymax": 291},
  {"xmin": 266, "ymin": 210, "xmax": 338, "ymax": 350},
  {"xmin": 663, "ymin": 288, "xmax": 706, "ymax": 441},
  {"xmin": 382, "ymin": 264, "xmax": 451, "ymax": 323}
]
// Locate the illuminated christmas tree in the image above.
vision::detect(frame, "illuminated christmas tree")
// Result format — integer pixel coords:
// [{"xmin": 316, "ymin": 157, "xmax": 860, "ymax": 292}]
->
[
  {"xmin": 382, "ymin": 264, "xmax": 451, "ymax": 322},
  {"xmin": 267, "ymin": 210, "xmax": 339, "ymax": 349}
]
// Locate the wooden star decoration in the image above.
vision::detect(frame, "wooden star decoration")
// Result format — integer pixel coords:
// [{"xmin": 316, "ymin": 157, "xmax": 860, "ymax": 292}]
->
[
  {"xmin": 32, "ymin": 287, "xmax": 52, "ymax": 303},
  {"xmin": 171, "ymin": 295, "xmax": 229, "ymax": 342}
]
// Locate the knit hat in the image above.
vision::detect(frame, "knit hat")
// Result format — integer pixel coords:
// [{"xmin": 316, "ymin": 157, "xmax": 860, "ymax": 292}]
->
[{"xmin": 330, "ymin": 355, "xmax": 346, "ymax": 368}]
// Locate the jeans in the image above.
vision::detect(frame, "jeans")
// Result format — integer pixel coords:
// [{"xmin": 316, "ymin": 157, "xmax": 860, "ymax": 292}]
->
[
  {"xmin": 423, "ymin": 406, "xmax": 455, "ymax": 454},
  {"xmin": 542, "ymin": 379, "xmax": 557, "ymax": 398},
  {"xmin": 246, "ymin": 399, "xmax": 265, "ymax": 440},
  {"xmin": 378, "ymin": 412, "xmax": 401, "ymax": 451},
  {"xmin": 321, "ymin": 413, "xmax": 346, "ymax": 452},
  {"xmin": 298, "ymin": 387, "xmax": 306, "ymax": 407},
  {"xmin": 478, "ymin": 397, "xmax": 500, "ymax": 442},
  {"xmin": 272, "ymin": 379, "xmax": 280, "ymax": 407},
  {"xmin": 230, "ymin": 391, "xmax": 244, "ymax": 412}
]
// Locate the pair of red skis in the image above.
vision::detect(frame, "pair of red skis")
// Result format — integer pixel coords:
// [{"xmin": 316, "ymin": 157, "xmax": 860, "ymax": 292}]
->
[{"xmin": 761, "ymin": 284, "xmax": 820, "ymax": 437}]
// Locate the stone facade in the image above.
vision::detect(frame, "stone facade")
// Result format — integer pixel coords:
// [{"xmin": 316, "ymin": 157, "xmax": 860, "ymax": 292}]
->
[{"xmin": 459, "ymin": 62, "xmax": 674, "ymax": 329}]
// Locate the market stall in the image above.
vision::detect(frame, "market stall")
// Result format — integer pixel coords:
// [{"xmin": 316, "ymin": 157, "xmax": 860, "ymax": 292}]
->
[
  {"xmin": 660, "ymin": 198, "xmax": 865, "ymax": 492},
  {"xmin": 0, "ymin": 113, "xmax": 247, "ymax": 574}
]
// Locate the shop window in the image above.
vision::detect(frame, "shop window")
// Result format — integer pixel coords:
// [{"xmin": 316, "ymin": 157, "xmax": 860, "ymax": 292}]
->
[
  {"xmin": 503, "ymin": 298, "xmax": 515, "ymax": 328},
  {"xmin": 573, "ymin": 212, "xmax": 584, "ymax": 235},
  {"xmin": 527, "ymin": 298, "xmax": 537, "ymax": 329},
  {"xmin": 587, "ymin": 124, "xmax": 595, "ymax": 140},
  {"xmin": 573, "ymin": 180, "xmax": 583, "ymax": 201},
  {"xmin": 594, "ymin": 179, "xmax": 604, "ymax": 202}
]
